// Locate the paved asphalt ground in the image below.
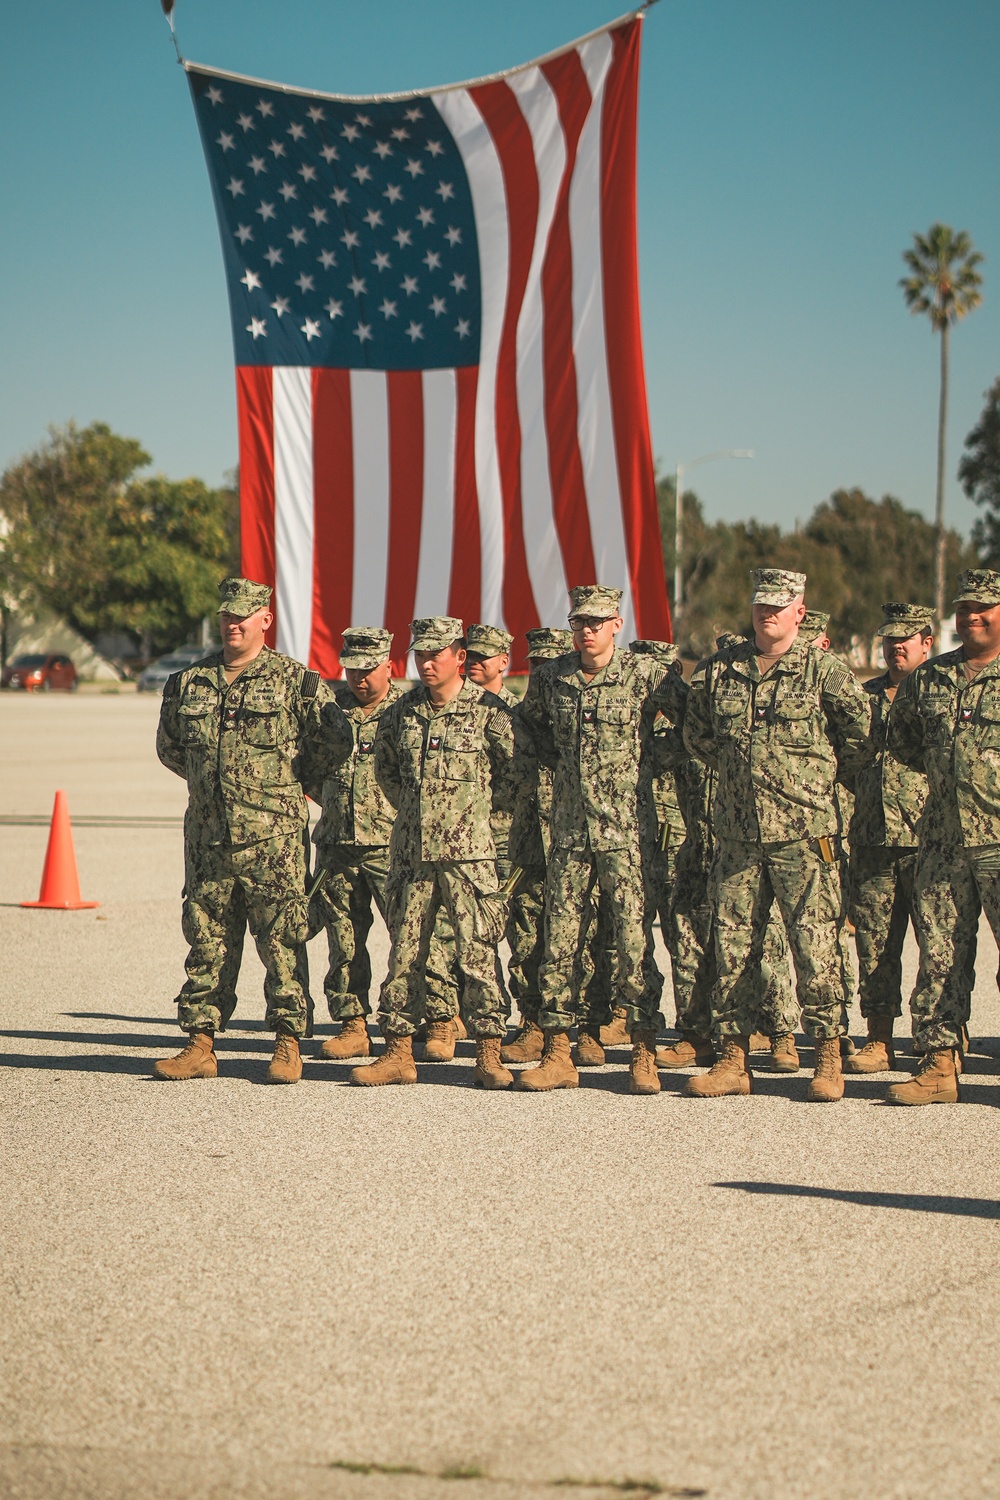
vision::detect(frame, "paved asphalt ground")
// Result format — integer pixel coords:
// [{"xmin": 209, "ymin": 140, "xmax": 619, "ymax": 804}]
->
[{"xmin": 2, "ymin": 694, "xmax": 1000, "ymax": 1500}]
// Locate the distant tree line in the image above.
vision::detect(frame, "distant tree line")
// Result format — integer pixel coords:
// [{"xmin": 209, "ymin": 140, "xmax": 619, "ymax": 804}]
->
[
  {"xmin": 3, "ymin": 375, "xmax": 1000, "ymax": 667},
  {"xmin": 0, "ymin": 422, "xmax": 239, "ymax": 660}
]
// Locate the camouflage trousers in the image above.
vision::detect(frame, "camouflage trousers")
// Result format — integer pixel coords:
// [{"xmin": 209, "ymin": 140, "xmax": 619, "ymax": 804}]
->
[
  {"xmin": 506, "ymin": 865, "xmax": 546, "ymax": 1025},
  {"xmin": 175, "ymin": 833, "xmax": 310, "ymax": 1036},
  {"xmin": 849, "ymin": 845, "xmax": 921, "ymax": 1021},
  {"xmin": 419, "ymin": 856, "xmax": 511, "ymax": 1023},
  {"xmin": 311, "ymin": 843, "xmax": 390, "ymax": 1022},
  {"xmin": 672, "ymin": 839, "xmax": 798, "ymax": 1039},
  {"xmin": 910, "ymin": 838, "xmax": 997, "ymax": 1051},
  {"xmin": 537, "ymin": 843, "xmax": 662, "ymax": 1034},
  {"xmin": 710, "ymin": 837, "xmax": 846, "ymax": 1042},
  {"xmin": 378, "ymin": 860, "xmax": 508, "ymax": 1038}
]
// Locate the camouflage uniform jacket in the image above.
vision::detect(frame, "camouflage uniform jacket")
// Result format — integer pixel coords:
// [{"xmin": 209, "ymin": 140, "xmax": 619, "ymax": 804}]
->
[
  {"xmin": 157, "ymin": 647, "xmax": 351, "ymax": 847},
  {"xmin": 848, "ymin": 671, "xmax": 928, "ymax": 848},
  {"xmin": 374, "ymin": 677, "xmax": 529, "ymax": 864},
  {"xmin": 518, "ymin": 647, "xmax": 679, "ymax": 852},
  {"xmin": 683, "ymin": 637, "xmax": 872, "ymax": 843},
  {"xmin": 889, "ymin": 649, "xmax": 1000, "ymax": 847},
  {"xmin": 313, "ymin": 681, "xmax": 404, "ymax": 852}
]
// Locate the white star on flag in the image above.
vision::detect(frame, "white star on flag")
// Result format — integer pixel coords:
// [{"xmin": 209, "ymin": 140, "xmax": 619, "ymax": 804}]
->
[
  {"xmin": 354, "ymin": 322, "xmax": 373, "ymax": 342},
  {"xmin": 241, "ymin": 268, "xmax": 262, "ymax": 290},
  {"xmin": 246, "ymin": 318, "xmax": 267, "ymax": 339},
  {"xmin": 302, "ymin": 318, "xmax": 321, "ymax": 340},
  {"xmin": 406, "ymin": 321, "xmax": 424, "ymax": 341}
]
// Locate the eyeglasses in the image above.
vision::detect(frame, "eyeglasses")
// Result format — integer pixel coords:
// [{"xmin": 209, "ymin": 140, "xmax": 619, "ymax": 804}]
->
[{"xmin": 568, "ymin": 616, "xmax": 607, "ymax": 631}]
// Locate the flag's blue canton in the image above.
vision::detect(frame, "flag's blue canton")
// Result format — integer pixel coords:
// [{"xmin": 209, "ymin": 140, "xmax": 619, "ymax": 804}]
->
[{"xmin": 190, "ymin": 70, "xmax": 481, "ymax": 370}]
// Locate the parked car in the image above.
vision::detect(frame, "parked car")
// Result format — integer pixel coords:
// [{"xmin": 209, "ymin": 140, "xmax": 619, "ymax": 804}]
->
[
  {"xmin": 1, "ymin": 653, "xmax": 78, "ymax": 692},
  {"xmin": 136, "ymin": 645, "xmax": 209, "ymax": 693}
]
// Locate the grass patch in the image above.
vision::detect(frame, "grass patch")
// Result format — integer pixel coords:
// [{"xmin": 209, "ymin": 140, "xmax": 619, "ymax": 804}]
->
[
  {"xmin": 326, "ymin": 1459, "xmax": 706, "ymax": 1496},
  {"xmin": 328, "ymin": 1460, "xmax": 425, "ymax": 1477}
]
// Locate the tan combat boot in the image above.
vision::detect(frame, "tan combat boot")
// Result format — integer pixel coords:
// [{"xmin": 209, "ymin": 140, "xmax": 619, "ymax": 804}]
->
[
  {"xmin": 472, "ymin": 1037, "xmax": 514, "ymax": 1089},
  {"xmin": 600, "ymin": 1007, "xmax": 630, "ymax": 1047},
  {"xmin": 515, "ymin": 1030, "xmax": 579, "ymax": 1091},
  {"xmin": 656, "ymin": 1034, "xmax": 716, "ymax": 1069},
  {"xmin": 770, "ymin": 1033, "xmax": 800, "ymax": 1072},
  {"xmin": 806, "ymin": 1037, "xmax": 844, "ymax": 1102},
  {"xmin": 152, "ymin": 1030, "xmax": 217, "ymax": 1081},
  {"xmin": 843, "ymin": 1015, "xmax": 894, "ymax": 1073},
  {"xmin": 501, "ymin": 1018, "xmax": 545, "ymax": 1063},
  {"xmin": 350, "ymin": 1033, "xmax": 418, "ymax": 1086},
  {"xmin": 422, "ymin": 1020, "xmax": 458, "ymax": 1062},
  {"xmin": 684, "ymin": 1036, "xmax": 752, "ymax": 1097},
  {"xmin": 319, "ymin": 1016, "xmax": 372, "ymax": 1060},
  {"xmin": 628, "ymin": 1031, "xmax": 661, "ymax": 1095},
  {"xmin": 267, "ymin": 1032, "xmax": 302, "ymax": 1085},
  {"xmin": 886, "ymin": 1048, "xmax": 960, "ymax": 1105},
  {"xmin": 748, "ymin": 1031, "xmax": 770, "ymax": 1052},
  {"xmin": 454, "ymin": 1014, "xmax": 468, "ymax": 1041},
  {"xmin": 572, "ymin": 1026, "xmax": 606, "ymax": 1067}
]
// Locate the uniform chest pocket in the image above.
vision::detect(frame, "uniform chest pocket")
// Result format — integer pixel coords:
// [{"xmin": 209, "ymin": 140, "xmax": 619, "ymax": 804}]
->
[
  {"xmin": 595, "ymin": 704, "xmax": 631, "ymax": 754},
  {"xmin": 240, "ymin": 688, "xmax": 283, "ymax": 749},
  {"xmin": 920, "ymin": 693, "xmax": 953, "ymax": 741},
  {"xmin": 714, "ymin": 692, "xmax": 748, "ymax": 736},
  {"xmin": 440, "ymin": 749, "xmax": 479, "ymax": 781},
  {"xmin": 976, "ymin": 694, "xmax": 1000, "ymax": 749},
  {"xmin": 772, "ymin": 693, "xmax": 816, "ymax": 747},
  {"xmin": 177, "ymin": 697, "xmax": 215, "ymax": 745}
]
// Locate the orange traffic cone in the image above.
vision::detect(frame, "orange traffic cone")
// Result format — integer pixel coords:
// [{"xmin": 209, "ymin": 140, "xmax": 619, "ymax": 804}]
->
[{"xmin": 21, "ymin": 791, "xmax": 99, "ymax": 910}]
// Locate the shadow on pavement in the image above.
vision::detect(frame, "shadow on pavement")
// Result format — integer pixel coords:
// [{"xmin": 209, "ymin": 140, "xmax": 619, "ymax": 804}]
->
[
  {"xmin": 715, "ymin": 1180, "xmax": 1000, "ymax": 1218},
  {"xmin": 0, "ymin": 1028, "xmax": 274, "ymax": 1052},
  {"xmin": 64, "ymin": 1012, "xmax": 275, "ymax": 1032}
]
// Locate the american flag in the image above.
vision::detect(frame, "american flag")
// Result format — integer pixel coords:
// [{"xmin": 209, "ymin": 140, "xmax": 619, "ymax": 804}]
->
[{"xmin": 186, "ymin": 9, "xmax": 670, "ymax": 674}]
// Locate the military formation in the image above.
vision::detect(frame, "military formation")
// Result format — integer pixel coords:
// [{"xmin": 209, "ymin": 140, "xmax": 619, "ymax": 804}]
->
[{"xmin": 152, "ymin": 564, "xmax": 1000, "ymax": 1105}]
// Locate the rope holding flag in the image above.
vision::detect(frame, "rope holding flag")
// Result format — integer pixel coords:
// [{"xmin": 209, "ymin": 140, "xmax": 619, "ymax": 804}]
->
[{"xmin": 160, "ymin": 0, "xmax": 183, "ymax": 65}]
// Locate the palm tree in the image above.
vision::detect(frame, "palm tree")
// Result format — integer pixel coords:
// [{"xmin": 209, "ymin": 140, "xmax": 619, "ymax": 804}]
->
[{"xmin": 900, "ymin": 223, "xmax": 984, "ymax": 634}]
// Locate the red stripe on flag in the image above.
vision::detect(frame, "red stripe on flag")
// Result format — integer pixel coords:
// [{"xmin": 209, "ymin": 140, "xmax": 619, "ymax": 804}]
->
[
  {"xmin": 469, "ymin": 80, "xmax": 540, "ymax": 639},
  {"xmin": 385, "ymin": 371, "xmax": 424, "ymax": 675},
  {"xmin": 236, "ymin": 365, "xmax": 277, "ymax": 647},
  {"xmin": 540, "ymin": 49, "xmax": 599, "ymax": 594},
  {"xmin": 311, "ymin": 368, "xmax": 354, "ymax": 678},
  {"xmin": 601, "ymin": 21, "xmax": 671, "ymax": 643},
  {"xmin": 448, "ymin": 365, "xmax": 482, "ymax": 630}
]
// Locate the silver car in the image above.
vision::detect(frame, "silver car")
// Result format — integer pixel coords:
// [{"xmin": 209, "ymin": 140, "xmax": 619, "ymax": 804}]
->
[{"xmin": 136, "ymin": 646, "xmax": 210, "ymax": 693}]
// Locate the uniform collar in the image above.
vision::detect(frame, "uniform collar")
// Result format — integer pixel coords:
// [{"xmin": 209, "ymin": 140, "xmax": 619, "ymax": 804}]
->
[
  {"xmin": 557, "ymin": 645, "xmax": 623, "ymax": 690},
  {"xmin": 412, "ymin": 675, "xmax": 483, "ymax": 717}
]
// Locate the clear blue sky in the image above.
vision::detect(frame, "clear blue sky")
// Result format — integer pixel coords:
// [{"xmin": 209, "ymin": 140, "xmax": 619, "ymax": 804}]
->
[{"xmin": 2, "ymin": 0, "xmax": 997, "ymax": 536}]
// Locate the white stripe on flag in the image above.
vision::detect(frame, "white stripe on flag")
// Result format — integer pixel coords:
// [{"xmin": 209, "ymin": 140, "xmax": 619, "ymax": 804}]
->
[
  {"xmin": 412, "ymin": 369, "xmax": 457, "ymax": 618},
  {"xmin": 508, "ymin": 65, "xmax": 571, "ymax": 627},
  {"xmin": 350, "ymin": 370, "xmax": 391, "ymax": 623},
  {"xmin": 570, "ymin": 33, "xmax": 635, "ymax": 641},
  {"xmin": 272, "ymin": 365, "xmax": 314, "ymax": 664},
  {"xmin": 433, "ymin": 86, "xmax": 507, "ymax": 630}
]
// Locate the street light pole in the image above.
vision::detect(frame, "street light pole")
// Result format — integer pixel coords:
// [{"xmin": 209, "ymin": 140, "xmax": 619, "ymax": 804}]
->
[{"xmin": 673, "ymin": 449, "xmax": 754, "ymax": 640}]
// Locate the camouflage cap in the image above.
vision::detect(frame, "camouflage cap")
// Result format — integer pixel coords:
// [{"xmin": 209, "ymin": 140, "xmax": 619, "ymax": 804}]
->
[
  {"xmin": 340, "ymin": 626, "xmax": 393, "ymax": 670},
  {"xmin": 567, "ymin": 584, "xmax": 623, "ymax": 620},
  {"xmin": 217, "ymin": 576, "xmax": 273, "ymax": 616},
  {"xmin": 876, "ymin": 602, "xmax": 935, "ymax": 639},
  {"xmin": 526, "ymin": 627, "xmax": 574, "ymax": 659},
  {"xmin": 800, "ymin": 610, "xmax": 830, "ymax": 638},
  {"xmin": 953, "ymin": 570, "xmax": 1000, "ymax": 606},
  {"xmin": 465, "ymin": 623, "xmax": 513, "ymax": 658},
  {"xmin": 629, "ymin": 639, "xmax": 680, "ymax": 665},
  {"xmin": 750, "ymin": 568, "xmax": 807, "ymax": 606},
  {"xmin": 409, "ymin": 616, "xmax": 465, "ymax": 652}
]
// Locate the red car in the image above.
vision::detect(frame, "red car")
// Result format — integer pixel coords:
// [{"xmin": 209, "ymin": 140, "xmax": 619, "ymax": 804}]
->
[{"xmin": 1, "ymin": 653, "xmax": 78, "ymax": 692}]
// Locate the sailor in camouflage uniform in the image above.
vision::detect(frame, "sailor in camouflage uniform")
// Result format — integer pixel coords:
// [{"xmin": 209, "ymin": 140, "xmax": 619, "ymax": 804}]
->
[
  {"xmin": 683, "ymin": 568, "xmax": 872, "ymax": 1102},
  {"xmin": 420, "ymin": 623, "xmax": 515, "ymax": 1062},
  {"xmin": 501, "ymin": 628, "xmax": 574, "ymax": 1065},
  {"xmin": 517, "ymin": 586, "xmax": 681, "ymax": 1095},
  {"xmin": 884, "ymin": 571, "xmax": 1000, "ymax": 1104},
  {"xmin": 153, "ymin": 578, "xmax": 352, "ymax": 1084},
  {"xmin": 311, "ymin": 627, "xmax": 401, "ymax": 1062},
  {"xmin": 351, "ymin": 617, "xmax": 530, "ymax": 1089},
  {"xmin": 841, "ymin": 604, "xmax": 935, "ymax": 1073}
]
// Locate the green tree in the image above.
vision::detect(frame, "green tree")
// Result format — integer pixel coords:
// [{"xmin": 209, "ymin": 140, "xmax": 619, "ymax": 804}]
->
[
  {"xmin": 0, "ymin": 421, "xmax": 238, "ymax": 655},
  {"xmin": 900, "ymin": 223, "xmax": 984, "ymax": 630},
  {"xmin": 959, "ymin": 377, "xmax": 1000, "ymax": 566}
]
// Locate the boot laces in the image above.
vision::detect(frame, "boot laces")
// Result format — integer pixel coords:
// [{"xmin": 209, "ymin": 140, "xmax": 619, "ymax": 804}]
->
[
  {"xmin": 274, "ymin": 1033, "xmax": 295, "ymax": 1063},
  {"xmin": 815, "ymin": 1040, "xmax": 839, "ymax": 1077}
]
